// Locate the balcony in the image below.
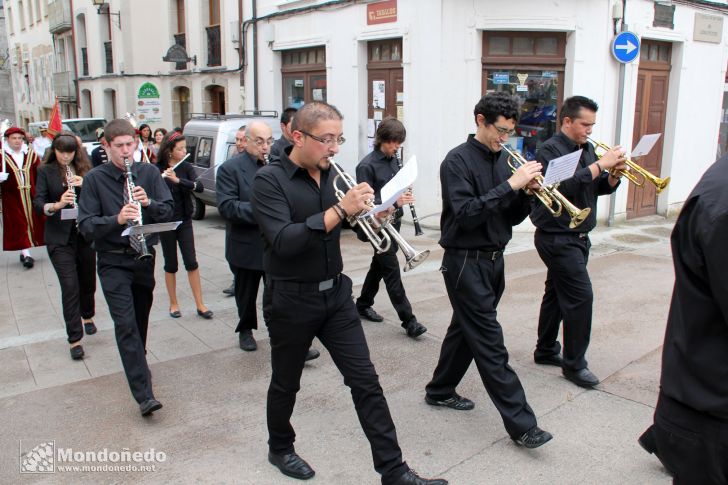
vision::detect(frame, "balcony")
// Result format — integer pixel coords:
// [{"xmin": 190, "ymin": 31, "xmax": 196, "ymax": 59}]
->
[
  {"xmin": 206, "ymin": 25, "xmax": 221, "ymax": 67},
  {"xmin": 48, "ymin": 0, "xmax": 72, "ymax": 34},
  {"xmin": 53, "ymin": 71, "xmax": 76, "ymax": 100}
]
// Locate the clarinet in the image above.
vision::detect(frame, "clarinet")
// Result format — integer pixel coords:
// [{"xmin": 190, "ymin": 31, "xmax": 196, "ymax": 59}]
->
[
  {"xmin": 395, "ymin": 152, "xmax": 424, "ymax": 236},
  {"xmin": 123, "ymin": 157, "xmax": 152, "ymax": 260},
  {"xmin": 64, "ymin": 164, "xmax": 77, "ymax": 208}
]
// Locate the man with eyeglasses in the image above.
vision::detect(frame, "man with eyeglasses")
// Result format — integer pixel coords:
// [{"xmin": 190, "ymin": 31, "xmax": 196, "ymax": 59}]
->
[
  {"xmin": 424, "ymin": 92, "xmax": 553, "ymax": 449},
  {"xmin": 252, "ymin": 101, "xmax": 447, "ymax": 485},
  {"xmin": 354, "ymin": 117, "xmax": 427, "ymax": 339},
  {"xmin": 529, "ymin": 96, "xmax": 626, "ymax": 389},
  {"xmin": 222, "ymin": 125, "xmax": 249, "ymax": 297}
]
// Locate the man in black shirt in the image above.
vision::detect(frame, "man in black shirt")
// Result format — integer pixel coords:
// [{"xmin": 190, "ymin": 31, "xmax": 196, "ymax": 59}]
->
[
  {"xmin": 269, "ymin": 107, "xmax": 297, "ymax": 161},
  {"xmin": 424, "ymin": 92, "xmax": 552, "ymax": 449},
  {"xmin": 529, "ymin": 96, "xmax": 625, "ymax": 388},
  {"xmin": 638, "ymin": 155, "xmax": 728, "ymax": 483},
  {"xmin": 355, "ymin": 118, "xmax": 426, "ymax": 338},
  {"xmin": 91, "ymin": 129, "xmax": 108, "ymax": 167},
  {"xmin": 252, "ymin": 101, "xmax": 447, "ymax": 485},
  {"xmin": 78, "ymin": 119, "xmax": 173, "ymax": 417}
]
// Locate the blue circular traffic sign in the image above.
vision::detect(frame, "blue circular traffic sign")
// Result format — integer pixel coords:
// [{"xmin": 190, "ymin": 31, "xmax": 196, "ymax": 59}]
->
[{"xmin": 612, "ymin": 31, "xmax": 640, "ymax": 63}]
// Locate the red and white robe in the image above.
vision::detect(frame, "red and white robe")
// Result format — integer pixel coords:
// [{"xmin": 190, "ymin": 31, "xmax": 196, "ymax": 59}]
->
[{"xmin": 1, "ymin": 148, "xmax": 45, "ymax": 250}]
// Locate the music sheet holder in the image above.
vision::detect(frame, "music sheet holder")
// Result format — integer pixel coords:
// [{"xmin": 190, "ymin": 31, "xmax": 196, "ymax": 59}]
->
[{"xmin": 122, "ymin": 221, "xmax": 182, "ymax": 237}]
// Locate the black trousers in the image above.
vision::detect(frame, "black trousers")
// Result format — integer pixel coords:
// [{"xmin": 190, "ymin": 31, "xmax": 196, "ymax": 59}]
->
[
  {"xmin": 97, "ymin": 249, "xmax": 156, "ymax": 404},
  {"xmin": 533, "ymin": 231, "xmax": 593, "ymax": 371},
  {"xmin": 47, "ymin": 230, "xmax": 96, "ymax": 344},
  {"xmin": 265, "ymin": 274, "xmax": 407, "ymax": 483},
  {"xmin": 642, "ymin": 392, "xmax": 728, "ymax": 484},
  {"xmin": 159, "ymin": 219, "xmax": 198, "ymax": 273},
  {"xmin": 426, "ymin": 249, "xmax": 537, "ymax": 438},
  {"xmin": 232, "ymin": 266, "xmax": 264, "ymax": 332},
  {"xmin": 356, "ymin": 221, "xmax": 414, "ymax": 324}
]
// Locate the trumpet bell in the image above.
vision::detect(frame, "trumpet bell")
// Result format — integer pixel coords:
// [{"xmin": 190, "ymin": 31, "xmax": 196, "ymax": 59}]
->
[
  {"xmin": 654, "ymin": 176, "xmax": 671, "ymax": 195},
  {"xmin": 404, "ymin": 249, "xmax": 430, "ymax": 272},
  {"xmin": 569, "ymin": 207, "xmax": 591, "ymax": 229}
]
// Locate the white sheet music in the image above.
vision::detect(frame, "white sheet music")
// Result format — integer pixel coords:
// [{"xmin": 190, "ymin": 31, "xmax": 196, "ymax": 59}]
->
[
  {"xmin": 630, "ymin": 133, "xmax": 661, "ymax": 158},
  {"xmin": 542, "ymin": 149, "xmax": 582, "ymax": 187},
  {"xmin": 60, "ymin": 208, "xmax": 78, "ymax": 220},
  {"xmin": 361, "ymin": 155, "xmax": 418, "ymax": 218},
  {"xmin": 121, "ymin": 221, "xmax": 182, "ymax": 237}
]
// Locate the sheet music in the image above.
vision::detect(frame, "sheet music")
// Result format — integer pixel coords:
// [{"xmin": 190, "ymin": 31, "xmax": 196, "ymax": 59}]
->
[
  {"xmin": 361, "ymin": 155, "xmax": 418, "ymax": 219},
  {"xmin": 121, "ymin": 221, "xmax": 182, "ymax": 237},
  {"xmin": 541, "ymin": 149, "xmax": 582, "ymax": 187},
  {"xmin": 60, "ymin": 208, "xmax": 78, "ymax": 220},
  {"xmin": 630, "ymin": 133, "xmax": 661, "ymax": 158}
]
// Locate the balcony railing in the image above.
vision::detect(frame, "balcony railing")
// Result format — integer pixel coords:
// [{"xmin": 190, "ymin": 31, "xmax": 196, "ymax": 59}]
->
[
  {"xmin": 53, "ymin": 71, "xmax": 75, "ymax": 99},
  {"xmin": 48, "ymin": 0, "xmax": 72, "ymax": 34},
  {"xmin": 104, "ymin": 41, "xmax": 113, "ymax": 74},
  {"xmin": 206, "ymin": 25, "xmax": 221, "ymax": 67},
  {"xmin": 174, "ymin": 33, "xmax": 187, "ymax": 71},
  {"xmin": 80, "ymin": 47, "xmax": 88, "ymax": 76}
]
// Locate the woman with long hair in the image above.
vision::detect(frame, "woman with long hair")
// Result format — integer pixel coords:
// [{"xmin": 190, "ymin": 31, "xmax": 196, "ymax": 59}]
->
[
  {"xmin": 137, "ymin": 124, "xmax": 155, "ymax": 163},
  {"xmin": 151, "ymin": 127, "xmax": 167, "ymax": 158},
  {"xmin": 33, "ymin": 132, "xmax": 97, "ymax": 360},
  {"xmin": 156, "ymin": 131, "xmax": 213, "ymax": 319}
]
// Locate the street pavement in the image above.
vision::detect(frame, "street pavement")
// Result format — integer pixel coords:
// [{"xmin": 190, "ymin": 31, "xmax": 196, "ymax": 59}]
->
[{"xmin": 0, "ymin": 209, "xmax": 676, "ymax": 484}]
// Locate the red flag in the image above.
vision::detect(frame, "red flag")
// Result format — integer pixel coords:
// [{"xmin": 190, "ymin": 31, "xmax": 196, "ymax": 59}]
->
[{"xmin": 47, "ymin": 98, "xmax": 62, "ymax": 139}]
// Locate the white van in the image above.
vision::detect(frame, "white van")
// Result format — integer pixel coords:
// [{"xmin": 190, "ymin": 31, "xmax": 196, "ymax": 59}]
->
[
  {"xmin": 182, "ymin": 111, "xmax": 281, "ymax": 219},
  {"xmin": 28, "ymin": 118, "xmax": 107, "ymax": 156}
]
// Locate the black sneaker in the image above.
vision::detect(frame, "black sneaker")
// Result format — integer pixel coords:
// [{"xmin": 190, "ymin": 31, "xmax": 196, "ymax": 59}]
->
[
  {"xmin": 425, "ymin": 392, "xmax": 475, "ymax": 411},
  {"xmin": 512, "ymin": 426, "xmax": 553, "ymax": 449}
]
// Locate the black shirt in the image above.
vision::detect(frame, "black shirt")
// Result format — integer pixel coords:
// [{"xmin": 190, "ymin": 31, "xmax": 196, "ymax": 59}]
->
[
  {"xmin": 661, "ymin": 155, "xmax": 728, "ymax": 421},
  {"xmin": 439, "ymin": 135, "xmax": 531, "ymax": 251},
  {"xmin": 91, "ymin": 146, "xmax": 108, "ymax": 167},
  {"xmin": 530, "ymin": 132, "xmax": 619, "ymax": 233},
  {"xmin": 251, "ymin": 152, "xmax": 341, "ymax": 282},
  {"xmin": 356, "ymin": 149, "xmax": 404, "ymax": 218},
  {"xmin": 157, "ymin": 161, "xmax": 203, "ymax": 221},
  {"xmin": 269, "ymin": 136, "xmax": 292, "ymax": 161},
  {"xmin": 78, "ymin": 161, "xmax": 174, "ymax": 252}
]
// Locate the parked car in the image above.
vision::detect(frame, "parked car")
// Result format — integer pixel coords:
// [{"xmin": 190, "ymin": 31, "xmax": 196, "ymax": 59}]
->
[
  {"xmin": 182, "ymin": 111, "xmax": 281, "ymax": 220},
  {"xmin": 28, "ymin": 118, "xmax": 107, "ymax": 156}
]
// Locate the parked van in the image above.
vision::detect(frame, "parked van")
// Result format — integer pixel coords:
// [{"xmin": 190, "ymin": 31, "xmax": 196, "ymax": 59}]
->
[
  {"xmin": 28, "ymin": 118, "xmax": 107, "ymax": 156},
  {"xmin": 182, "ymin": 111, "xmax": 281, "ymax": 220}
]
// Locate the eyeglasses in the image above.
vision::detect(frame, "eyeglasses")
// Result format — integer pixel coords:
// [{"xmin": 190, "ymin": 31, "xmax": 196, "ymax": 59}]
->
[
  {"xmin": 493, "ymin": 125, "xmax": 516, "ymax": 137},
  {"xmin": 299, "ymin": 130, "xmax": 346, "ymax": 147},
  {"xmin": 247, "ymin": 136, "xmax": 275, "ymax": 147}
]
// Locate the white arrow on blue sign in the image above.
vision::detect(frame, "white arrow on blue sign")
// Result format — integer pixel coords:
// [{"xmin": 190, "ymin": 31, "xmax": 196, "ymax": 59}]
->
[{"xmin": 612, "ymin": 31, "xmax": 640, "ymax": 63}]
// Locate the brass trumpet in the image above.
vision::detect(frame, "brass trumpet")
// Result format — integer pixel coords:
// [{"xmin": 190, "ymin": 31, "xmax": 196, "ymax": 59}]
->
[
  {"xmin": 587, "ymin": 137, "xmax": 670, "ymax": 194},
  {"xmin": 499, "ymin": 143, "xmax": 591, "ymax": 229},
  {"xmin": 330, "ymin": 159, "xmax": 430, "ymax": 272}
]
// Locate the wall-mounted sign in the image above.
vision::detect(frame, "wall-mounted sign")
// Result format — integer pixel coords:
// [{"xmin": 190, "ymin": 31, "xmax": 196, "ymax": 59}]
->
[
  {"xmin": 493, "ymin": 72, "xmax": 509, "ymax": 85},
  {"xmin": 694, "ymin": 13, "xmax": 723, "ymax": 44},
  {"xmin": 367, "ymin": 0, "xmax": 397, "ymax": 25},
  {"xmin": 136, "ymin": 82, "xmax": 162, "ymax": 124},
  {"xmin": 653, "ymin": 2, "xmax": 676, "ymax": 30}
]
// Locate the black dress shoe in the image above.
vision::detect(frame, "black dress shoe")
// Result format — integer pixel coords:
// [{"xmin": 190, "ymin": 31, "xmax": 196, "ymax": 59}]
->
[
  {"xmin": 239, "ymin": 330, "xmax": 257, "ymax": 351},
  {"xmin": 83, "ymin": 321, "xmax": 97, "ymax": 335},
  {"xmin": 222, "ymin": 282, "xmax": 235, "ymax": 296},
  {"xmin": 304, "ymin": 349, "xmax": 320, "ymax": 362},
  {"xmin": 390, "ymin": 468, "xmax": 448, "ymax": 485},
  {"xmin": 268, "ymin": 451, "xmax": 315, "ymax": 480},
  {"xmin": 563, "ymin": 367, "xmax": 600, "ymax": 388},
  {"xmin": 358, "ymin": 306, "xmax": 384, "ymax": 322},
  {"xmin": 404, "ymin": 318, "xmax": 427, "ymax": 338},
  {"xmin": 70, "ymin": 345, "xmax": 84, "ymax": 360},
  {"xmin": 22, "ymin": 256, "xmax": 34, "ymax": 268},
  {"xmin": 534, "ymin": 353, "xmax": 563, "ymax": 367},
  {"xmin": 196, "ymin": 309, "xmax": 214, "ymax": 319},
  {"xmin": 139, "ymin": 399, "xmax": 163, "ymax": 417},
  {"xmin": 425, "ymin": 392, "xmax": 474, "ymax": 411},
  {"xmin": 512, "ymin": 426, "xmax": 553, "ymax": 449}
]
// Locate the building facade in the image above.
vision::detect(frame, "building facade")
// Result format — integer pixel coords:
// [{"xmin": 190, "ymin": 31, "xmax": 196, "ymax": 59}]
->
[{"xmin": 0, "ymin": 0, "xmax": 17, "ymax": 122}]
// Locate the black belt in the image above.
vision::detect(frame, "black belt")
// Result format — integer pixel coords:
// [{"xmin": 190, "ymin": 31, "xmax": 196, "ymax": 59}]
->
[
  {"xmin": 269, "ymin": 274, "xmax": 341, "ymax": 292},
  {"xmin": 538, "ymin": 230, "xmax": 589, "ymax": 240},
  {"xmin": 103, "ymin": 247, "xmax": 140, "ymax": 255},
  {"xmin": 447, "ymin": 248, "xmax": 503, "ymax": 261}
]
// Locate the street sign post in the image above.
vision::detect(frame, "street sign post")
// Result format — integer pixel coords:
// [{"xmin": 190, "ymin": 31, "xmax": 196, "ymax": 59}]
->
[{"xmin": 612, "ymin": 31, "xmax": 640, "ymax": 63}]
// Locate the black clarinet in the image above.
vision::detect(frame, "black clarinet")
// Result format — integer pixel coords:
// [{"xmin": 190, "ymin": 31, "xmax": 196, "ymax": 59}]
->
[
  {"xmin": 395, "ymin": 152, "xmax": 424, "ymax": 236},
  {"xmin": 123, "ymin": 157, "xmax": 152, "ymax": 260}
]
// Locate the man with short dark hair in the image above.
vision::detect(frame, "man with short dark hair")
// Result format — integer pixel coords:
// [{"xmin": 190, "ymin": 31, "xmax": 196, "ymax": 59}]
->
[
  {"xmin": 252, "ymin": 101, "xmax": 447, "ymax": 485},
  {"xmin": 78, "ymin": 119, "xmax": 173, "ymax": 417},
  {"xmin": 424, "ymin": 92, "xmax": 553, "ymax": 449},
  {"xmin": 529, "ymin": 95, "xmax": 626, "ymax": 388},
  {"xmin": 269, "ymin": 107, "xmax": 297, "ymax": 161},
  {"xmin": 91, "ymin": 128, "xmax": 109, "ymax": 167},
  {"xmin": 355, "ymin": 118, "xmax": 426, "ymax": 338}
]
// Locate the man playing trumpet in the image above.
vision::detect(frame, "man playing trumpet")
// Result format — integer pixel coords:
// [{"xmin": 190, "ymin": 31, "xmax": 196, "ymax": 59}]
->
[{"xmin": 530, "ymin": 96, "xmax": 626, "ymax": 388}]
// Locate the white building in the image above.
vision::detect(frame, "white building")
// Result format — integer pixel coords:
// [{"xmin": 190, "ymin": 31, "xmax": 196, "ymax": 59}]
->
[{"xmin": 248, "ymin": 0, "xmax": 728, "ymax": 223}]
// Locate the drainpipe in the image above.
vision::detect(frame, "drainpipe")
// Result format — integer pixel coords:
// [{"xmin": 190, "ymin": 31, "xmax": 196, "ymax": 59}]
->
[
  {"xmin": 252, "ymin": 0, "xmax": 259, "ymax": 110},
  {"xmin": 69, "ymin": 0, "xmax": 81, "ymax": 116},
  {"xmin": 238, "ymin": 0, "xmax": 244, "ymax": 86},
  {"xmin": 608, "ymin": 0, "xmax": 628, "ymax": 227}
]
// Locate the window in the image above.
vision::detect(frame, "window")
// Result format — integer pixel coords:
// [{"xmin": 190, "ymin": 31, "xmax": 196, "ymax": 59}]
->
[
  {"xmin": 7, "ymin": 7, "xmax": 14, "ymax": 35},
  {"xmin": 281, "ymin": 46, "xmax": 327, "ymax": 108},
  {"xmin": 19, "ymin": 1, "xmax": 26, "ymax": 30},
  {"xmin": 185, "ymin": 135, "xmax": 198, "ymax": 161},
  {"xmin": 35, "ymin": 0, "xmax": 41, "ymax": 22},
  {"xmin": 195, "ymin": 137, "xmax": 213, "ymax": 168}
]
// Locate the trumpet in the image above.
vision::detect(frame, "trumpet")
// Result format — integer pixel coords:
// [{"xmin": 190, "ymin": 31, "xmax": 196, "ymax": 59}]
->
[
  {"xmin": 330, "ymin": 159, "xmax": 430, "ymax": 272},
  {"xmin": 499, "ymin": 143, "xmax": 591, "ymax": 229},
  {"xmin": 123, "ymin": 157, "xmax": 152, "ymax": 260},
  {"xmin": 64, "ymin": 164, "xmax": 77, "ymax": 208},
  {"xmin": 587, "ymin": 138, "xmax": 670, "ymax": 194},
  {"xmin": 394, "ymin": 152, "xmax": 424, "ymax": 236}
]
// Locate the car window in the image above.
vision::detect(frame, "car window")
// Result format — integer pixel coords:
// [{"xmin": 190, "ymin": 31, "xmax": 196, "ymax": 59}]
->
[
  {"xmin": 185, "ymin": 135, "xmax": 198, "ymax": 163},
  {"xmin": 196, "ymin": 137, "xmax": 213, "ymax": 168},
  {"xmin": 63, "ymin": 120, "xmax": 106, "ymax": 143}
]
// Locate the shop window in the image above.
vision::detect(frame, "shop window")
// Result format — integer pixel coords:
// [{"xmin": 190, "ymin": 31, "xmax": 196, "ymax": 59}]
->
[{"xmin": 281, "ymin": 46, "xmax": 327, "ymax": 108}]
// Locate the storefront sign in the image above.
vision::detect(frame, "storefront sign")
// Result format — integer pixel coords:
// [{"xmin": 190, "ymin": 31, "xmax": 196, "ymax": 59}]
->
[
  {"xmin": 367, "ymin": 0, "xmax": 397, "ymax": 25},
  {"xmin": 694, "ymin": 13, "xmax": 723, "ymax": 44},
  {"xmin": 493, "ymin": 72, "xmax": 509, "ymax": 85},
  {"xmin": 136, "ymin": 82, "xmax": 162, "ymax": 124}
]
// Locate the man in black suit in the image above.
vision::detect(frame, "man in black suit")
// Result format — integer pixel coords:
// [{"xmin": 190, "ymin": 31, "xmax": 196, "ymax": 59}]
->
[
  {"xmin": 269, "ymin": 108, "xmax": 297, "ymax": 161},
  {"xmin": 91, "ymin": 129, "xmax": 108, "ymax": 168},
  {"xmin": 217, "ymin": 121, "xmax": 319, "ymax": 361}
]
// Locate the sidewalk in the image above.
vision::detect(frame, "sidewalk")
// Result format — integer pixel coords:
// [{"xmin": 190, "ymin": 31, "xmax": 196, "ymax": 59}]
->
[{"xmin": 0, "ymin": 210, "xmax": 675, "ymax": 483}]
